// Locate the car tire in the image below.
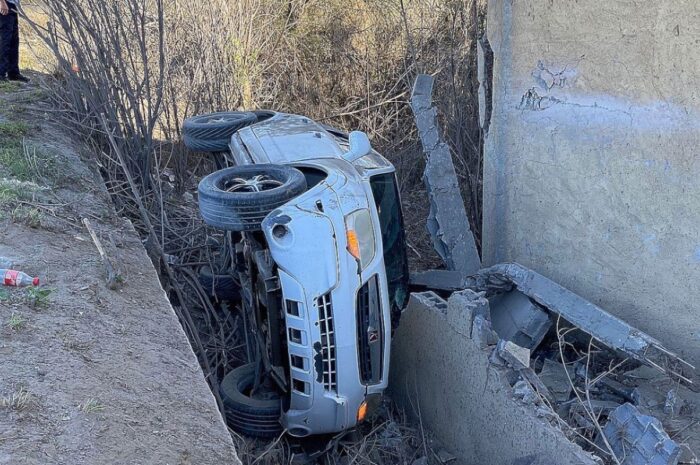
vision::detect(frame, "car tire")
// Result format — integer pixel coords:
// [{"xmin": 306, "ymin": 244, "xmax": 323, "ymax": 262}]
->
[
  {"xmin": 183, "ymin": 111, "xmax": 257, "ymax": 152},
  {"xmin": 252, "ymin": 110, "xmax": 276, "ymax": 123},
  {"xmin": 198, "ymin": 164, "xmax": 307, "ymax": 231},
  {"xmin": 198, "ymin": 265, "xmax": 241, "ymax": 301},
  {"xmin": 220, "ymin": 363, "xmax": 282, "ymax": 438}
]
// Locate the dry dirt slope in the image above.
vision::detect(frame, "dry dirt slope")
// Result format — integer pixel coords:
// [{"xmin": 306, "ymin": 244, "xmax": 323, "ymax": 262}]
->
[{"xmin": 0, "ymin": 80, "xmax": 241, "ymax": 464}]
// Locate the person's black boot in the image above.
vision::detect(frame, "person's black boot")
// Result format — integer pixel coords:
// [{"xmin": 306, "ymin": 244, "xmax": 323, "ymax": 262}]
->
[{"xmin": 8, "ymin": 74, "xmax": 30, "ymax": 83}]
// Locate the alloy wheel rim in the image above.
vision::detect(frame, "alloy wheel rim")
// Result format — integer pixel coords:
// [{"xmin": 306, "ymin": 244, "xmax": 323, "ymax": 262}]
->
[{"xmin": 224, "ymin": 174, "xmax": 283, "ymax": 193}]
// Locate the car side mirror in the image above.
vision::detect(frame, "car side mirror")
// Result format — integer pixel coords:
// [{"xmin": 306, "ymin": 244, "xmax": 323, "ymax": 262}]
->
[{"xmin": 343, "ymin": 131, "xmax": 372, "ymax": 162}]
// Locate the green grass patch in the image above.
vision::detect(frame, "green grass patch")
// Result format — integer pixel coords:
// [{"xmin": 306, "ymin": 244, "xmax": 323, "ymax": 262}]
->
[
  {"xmin": 25, "ymin": 287, "xmax": 53, "ymax": 308},
  {"xmin": 0, "ymin": 386, "xmax": 32, "ymax": 411},
  {"xmin": 0, "ymin": 81, "xmax": 21, "ymax": 92},
  {"xmin": 7, "ymin": 312, "xmax": 24, "ymax": 331},
  {"xmin": 0, "ymin": 179, "xmax": 41, "ymax": 204},
  {"xmin": 0, "ymin": 122, "xmax": 32, "ymax": 181},
  {"xmin": 0, "ymin": 140, "xmax": 56, "ymax": 183},
  {"xmin": 0, "ymin": 145, "xmax": 32, "ymax": 181},
  {"xmin": 0, "ymin": 121, "xmax": 29, "ymax": 139},
  {"xmin": 9, "ymin": 89, "xmax": 48, "ymax": 104}
]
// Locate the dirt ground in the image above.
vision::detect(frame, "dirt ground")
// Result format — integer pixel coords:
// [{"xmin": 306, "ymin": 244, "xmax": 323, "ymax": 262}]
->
[{"xmin": 0, "ymin": 79, "xmax": 241, "ymax": 464}]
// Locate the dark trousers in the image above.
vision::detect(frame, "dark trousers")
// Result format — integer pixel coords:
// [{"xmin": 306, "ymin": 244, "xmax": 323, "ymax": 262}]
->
[{"xmin": 0, "ymin": 4, "xmax": 19, "ymax": 78}]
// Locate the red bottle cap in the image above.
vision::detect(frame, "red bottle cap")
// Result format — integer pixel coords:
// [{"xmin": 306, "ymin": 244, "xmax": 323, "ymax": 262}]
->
[{"xmin": 32, "ymin": 277, "xmax": 40, "ymax": 286}]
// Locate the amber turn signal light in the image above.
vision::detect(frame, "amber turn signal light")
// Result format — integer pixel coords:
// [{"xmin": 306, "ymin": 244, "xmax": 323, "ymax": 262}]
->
[{"xmin": 357, "ymin": 400, "xmax": 369, "ymax": 422}]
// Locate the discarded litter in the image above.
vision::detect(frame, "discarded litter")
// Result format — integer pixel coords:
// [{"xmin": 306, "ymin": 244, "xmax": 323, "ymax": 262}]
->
[{"xmin": 1, "ymin": 268, "xmax": 39, "ymax": 287}]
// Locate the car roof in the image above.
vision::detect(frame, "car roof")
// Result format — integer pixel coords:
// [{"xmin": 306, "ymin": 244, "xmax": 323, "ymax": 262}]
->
[{"xmin": 239, "ymin": 113, "xmax": 347, "ymax": 164}]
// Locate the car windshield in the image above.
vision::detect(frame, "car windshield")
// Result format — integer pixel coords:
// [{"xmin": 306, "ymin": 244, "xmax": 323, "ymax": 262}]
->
[{"xmin": 369, "ymin": 173, "xmax": 409, "ymax": 311}]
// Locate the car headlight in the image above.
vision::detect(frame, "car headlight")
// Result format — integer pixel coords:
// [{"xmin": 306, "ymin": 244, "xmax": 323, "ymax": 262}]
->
[{"xmin": 345, "ymin": 209, "xmax": 376, "ymax": 270}]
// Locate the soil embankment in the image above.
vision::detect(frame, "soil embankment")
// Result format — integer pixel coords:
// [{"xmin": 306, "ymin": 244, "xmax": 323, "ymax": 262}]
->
[{"xmin": 0, "ymin": 79, "xmax": 241, "ymax": 465}]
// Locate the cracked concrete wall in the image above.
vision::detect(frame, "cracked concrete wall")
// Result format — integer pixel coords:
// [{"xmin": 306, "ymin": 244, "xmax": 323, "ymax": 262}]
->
[
  {"xmin": 389, "ymin": 292, "xmax": 598, "ymax": 465},
  {"xmin": 483, "ymin": 0, "xmax": 700, "ymax": 369}
]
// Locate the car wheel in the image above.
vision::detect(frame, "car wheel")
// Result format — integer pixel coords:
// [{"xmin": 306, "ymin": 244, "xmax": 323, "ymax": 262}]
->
[
  {"xmin": 198, "ymin": 164, "xmax": 307, "ymax": 231},
  {"xmin": 220, "ymin": 363, "xmax": 283, "ymax": 438},
  {"xmin": 198, "ymin": 265, "xmax": 241, "ymax": 301},
  {"xmin": 183, "ymin": 111, "xmax": 257, "ymax": 152}
]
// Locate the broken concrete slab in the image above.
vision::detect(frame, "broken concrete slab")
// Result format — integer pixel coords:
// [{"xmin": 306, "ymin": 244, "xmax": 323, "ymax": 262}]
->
[
  {"xmin": 435, "ymin": 448, "xmax": 457, "ymax": 464},
  {"xmin": 497, "ymin": 340, "xmax": 531, "ymax": 369},
  {"xmin": 519, "ymin": 367, "xmax": 556, "ymax": 406},
  {"xmin": 412, "ymin": 290, "xmax": 449, "ymax": 314},
  {"xmin": 410, "ymin": 270, "xmax": 470, "ymax": 292},
  {"xmin": 570, "ymin": 400, "xmax": 622, "ymax": 417},
  {"xmin": 663, "ymin": 389, "xmax": 681, "ymax": 416},
  {"xmin": 539, "ymin": 359, "xmax": 573, "ymax": 403},
  {"xmin": 489, "ymin": 290, "xmax": 552, "ymax": 349},
  {"xmin": 410, "ymin": 74, "xmax": 481, "ymax": 275},
  {"xmin": 513, "ymin": 380, "xmax": 539, "ymax": 405},
  {"xmin": 390, "ymin": 292, "xmax": 599, "ymax": 465},
  {"xmin": 464, "ymin": 263, "xmax": 694, "ymax": 384},
  {"xmin": 601, "ymin": 403, "xmax": 681, "ymax": 465},
  {"xmin": 446, "ymin": 289, "xmax": 489, "ymax": 337},
  {"xmin": 596, "ymin": 376, "xmax": 635, "ymax": 404},
  {"xmin": 472, "ymin": 315, "xmax": 499, "ymax": 349}
]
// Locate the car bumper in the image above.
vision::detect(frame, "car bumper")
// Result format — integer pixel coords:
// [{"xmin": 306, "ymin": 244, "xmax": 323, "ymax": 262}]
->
[{"xmin": 261, "ymin": 185, "xmax": 391, "ymax": 436}]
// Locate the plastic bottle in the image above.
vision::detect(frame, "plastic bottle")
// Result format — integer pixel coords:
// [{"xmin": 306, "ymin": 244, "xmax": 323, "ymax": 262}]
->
[{"xmin": 1, "ymin": 269, "xmax": 39, "ymax": 287}]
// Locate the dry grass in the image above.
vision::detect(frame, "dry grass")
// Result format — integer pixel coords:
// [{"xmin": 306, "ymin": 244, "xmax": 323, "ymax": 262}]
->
[
  {"xmin": 79, "ymin": 398, "xmax": 105, "ymax": 413},
  {"xmin": 230, "ymin": 398, "xmax": 441, "ymax": 465},
  {"xmin": 17, "ymin": 1, "xmax": 54, "ymax": 73},
  {"xmin": 0, "ymin": 387, "xmax": 33, "ymax": 411},
  {"xmin": 7, "ymin": 312, "xmax": 25, "ymax": 331}
]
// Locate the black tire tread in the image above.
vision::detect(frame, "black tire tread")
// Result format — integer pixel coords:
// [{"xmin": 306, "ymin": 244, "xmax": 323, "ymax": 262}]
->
[
  {"xmin": 183, "ymin": 111, "xmax": 257, "ymax": 153},
  {"xmin": 198, "ymin": 265, "xmax": 240, "ymax": 301},
  {"xmin": 198, "ymin": 164, "xmax": 306, "ymax": 231},
  {"xmin": 220, "ymin": 363, "xmax": 282, "ymax": 439}
]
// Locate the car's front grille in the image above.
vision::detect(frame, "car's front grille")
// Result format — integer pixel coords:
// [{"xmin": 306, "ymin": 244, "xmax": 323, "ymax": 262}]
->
[
  {"xmin": 356, "ymin": 276, "xmax": 383, "ymax": 385},
  {"xmin": 317, "ymin": 292, "xmax": 337, "ymax": 392}
]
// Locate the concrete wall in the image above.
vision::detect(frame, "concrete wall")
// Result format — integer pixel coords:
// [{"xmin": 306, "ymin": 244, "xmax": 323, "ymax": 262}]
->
[
  {"xmin": 390, "ymin": 292, "xmax": 597, "ymax": 465},
  {"xmin": 483, "ymin": 0, "xmax": 700, "ymax": 368}
]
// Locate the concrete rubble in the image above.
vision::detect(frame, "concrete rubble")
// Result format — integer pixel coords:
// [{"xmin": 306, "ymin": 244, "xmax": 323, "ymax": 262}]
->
[
  {"xmin": 489, "ymin": 290, "xmax": 551, "ymax": 350},
  {"xmin": 390, "ymin": 291, "xmax": 600, "ymax": 465},
  {"xmin": 410, "ymin": 74, "xmax": 481, "ymax": 276},
  {"xmin": 601, "ymin": 403, "xmax": 681, "ymax": 465},
  {"xmin": 538, "ymin": 359, "xmax": 573, "ymax": 403},
  {"xmin": 391, "ymin": 288, "xmax": 700, "ymax": 465},
  {"xmin": 463, "ymin": 263, "xmax": 694, "ymax": 384}
]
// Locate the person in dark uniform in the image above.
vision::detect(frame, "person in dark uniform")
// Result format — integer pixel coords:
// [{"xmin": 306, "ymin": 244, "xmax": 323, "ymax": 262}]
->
[{"xmin": 0, "ymin": 0, "xmax": 30, "ymax": 83}]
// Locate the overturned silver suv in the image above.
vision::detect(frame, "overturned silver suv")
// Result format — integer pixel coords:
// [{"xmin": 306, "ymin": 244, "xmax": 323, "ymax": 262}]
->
[{"xmin": 184, "ymin": 111, "xmax": 410, "ymax": 438}]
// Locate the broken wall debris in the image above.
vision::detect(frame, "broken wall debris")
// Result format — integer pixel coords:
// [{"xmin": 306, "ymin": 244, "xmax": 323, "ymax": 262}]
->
[
  {"xmin": 601, "ymin": 403, "xmax": 681, "ymax": 465},
  {"xmin": 390, "ymin": 292, "xmax": 599, "ymax": 465},
  {"xmin": 410, "ymin": 74, "xmax": 481, "ymax": 275},
  {"xmin": 391, "ymin": 290, "xmax": 700, "ymax": 465},
  {"xmin": 464, "ymin": 263, "xmax": 694, "ymax": 384}
]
